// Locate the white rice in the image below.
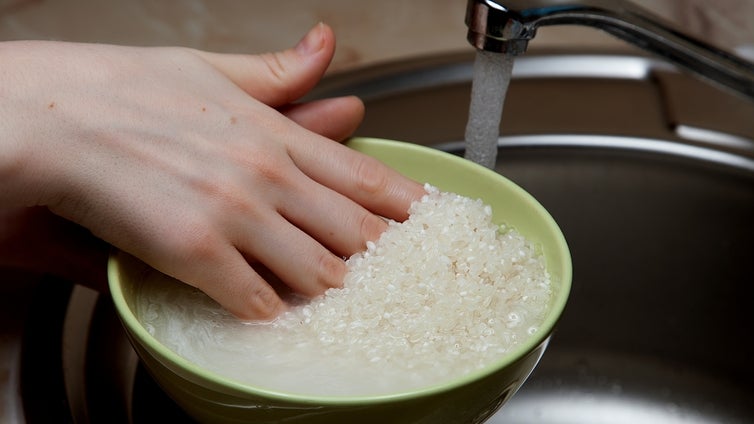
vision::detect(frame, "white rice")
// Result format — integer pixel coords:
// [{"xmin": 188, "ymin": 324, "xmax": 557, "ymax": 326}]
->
[{"xmin": 135, "ymin": 184, "xmax": 551, "ymax": 396}]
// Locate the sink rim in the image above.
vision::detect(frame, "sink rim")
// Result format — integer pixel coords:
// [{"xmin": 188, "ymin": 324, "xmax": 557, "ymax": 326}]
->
[{"xmin": 434, "ymin": 134, "xmax": 754, "ymax": 173}]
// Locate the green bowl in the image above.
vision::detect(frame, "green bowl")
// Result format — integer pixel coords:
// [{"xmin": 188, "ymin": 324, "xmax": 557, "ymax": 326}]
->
[{"xmin": 108, "ymin": 137, "xmax": 572, "ymax": 423}]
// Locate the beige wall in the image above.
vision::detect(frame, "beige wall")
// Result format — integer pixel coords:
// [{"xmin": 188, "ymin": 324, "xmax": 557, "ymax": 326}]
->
[{"xmin": 1, "ymin": 0, "xmax": 752, "ymax": 71}]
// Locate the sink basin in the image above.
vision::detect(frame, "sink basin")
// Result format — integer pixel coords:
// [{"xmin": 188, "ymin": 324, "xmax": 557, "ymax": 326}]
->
[
  {"xmin": 309, "ymin": 52, "xmax": 754, "ymax": 423},
  {"xmin": 11, "ymin": 53, "xmax": 751, "ymax": 423}
]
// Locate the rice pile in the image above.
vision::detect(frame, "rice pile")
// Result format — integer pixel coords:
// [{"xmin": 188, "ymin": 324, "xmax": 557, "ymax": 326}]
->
[{"xmin": 136, "ymin": 184, "xmax": 551, "ymax": 396}]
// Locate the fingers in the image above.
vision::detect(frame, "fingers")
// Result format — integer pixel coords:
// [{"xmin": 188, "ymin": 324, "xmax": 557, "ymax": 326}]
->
[
  {"xmin": 195, "ymin": 23, "xmax": 335, "ymax": 107},
  {"xmin": 192, "ymin": 198, "xmax": 366, "ymax": 320},
  {"xmin": 278, "ymin": 174, "xmax": 388, "ymax": 256},
  {"xmin": 288, "ymin": 137, "xmax": 427, "ymax": 222},
  {"xmin": 235, "ymin": 212, "xmax": 347, "ymax": 298},
  {"xmin": 210, "ymin": 164, "xmax": 392, "ymax": 318},
  {"xmin": 176, "ymin": 180, "xmax": 354, "ymax": 319},
  {"xmin": 187, "ymin": 249, "xmax": 286, "ymax": 321},
  {"xmin": 281, "ymin": 96, "xmax": 365, "ymax": 142}
]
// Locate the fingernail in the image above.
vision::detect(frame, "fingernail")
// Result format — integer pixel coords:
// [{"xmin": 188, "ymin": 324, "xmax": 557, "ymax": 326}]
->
[{"xmin": 296, "ymin": 22, "xmax": 325, "ymax": 55}]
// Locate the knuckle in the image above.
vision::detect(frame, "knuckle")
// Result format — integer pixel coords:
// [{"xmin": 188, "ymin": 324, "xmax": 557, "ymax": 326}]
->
[
  {"xmin": 210, "ymin": 271, "xmax": 283, "ymax": 321},
  {"xmin": 186, "ymin": 166, "xmax": 276, "ymax": 218},
  {"xmin": 230, "ymin": 149, "xmax": 295, "ymax": 191},
  {"xmin": 193, "ymin": 178, "xmax": 253, "ymax": 216},
  {"xmin": 314, "ymin": 251, "xmax": 345, "ymax": 291},
  {"xmin": 260, "ymin": 52, "xmax": 287, "ymax": 82},
  {"xmin": 354, "ymin": 155, "xmax": 388, "ymax": 195},
  {"xmin": 253, "ymin": 158, "xmax": 291, "ymax": 188},
  {"xmin": 358, "ymin": 212, "xmax": 386, "ymax": 245},
  {"xmin": 169, "ymin": 222, "xmax": 222, "ymax": 265},
  {"xmin": 243, "ymin": 280, "xmax": 282, "ymax": 319},
  {"xmin": 257, "ymin": 52, "xmax": 294, "ymax": 100}
]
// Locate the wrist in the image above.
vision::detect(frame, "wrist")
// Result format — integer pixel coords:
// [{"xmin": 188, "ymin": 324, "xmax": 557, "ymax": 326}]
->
[{"xmin": 0, "ymin": 41, "xmax": 64, "ymax": 207}]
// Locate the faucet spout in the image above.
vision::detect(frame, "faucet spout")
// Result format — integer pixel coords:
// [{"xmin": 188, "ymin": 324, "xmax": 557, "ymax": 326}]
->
[{"xmin": 465, "ymin": 0, "xmax": 754, "ymax": 100}]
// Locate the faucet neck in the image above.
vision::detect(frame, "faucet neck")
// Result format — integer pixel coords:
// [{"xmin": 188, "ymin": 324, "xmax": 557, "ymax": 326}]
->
[{"xmin": 465, "ymin": 0, "xmax": 754, "ymax": 101}]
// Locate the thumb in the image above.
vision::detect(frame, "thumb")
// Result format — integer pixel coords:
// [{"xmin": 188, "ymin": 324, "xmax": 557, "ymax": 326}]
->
[{"xmin": 195, "ymin": 23, "xmax": 335, "ymax": 107}]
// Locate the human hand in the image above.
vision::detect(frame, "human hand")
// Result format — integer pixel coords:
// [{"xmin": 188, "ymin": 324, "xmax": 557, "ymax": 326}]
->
[{"xmin": 0, "ymin": 23, "xmax": 425, "ymax": 319}]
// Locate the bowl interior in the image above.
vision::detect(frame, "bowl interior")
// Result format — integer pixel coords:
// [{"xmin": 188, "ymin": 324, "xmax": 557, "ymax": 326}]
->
[{"xmin": 108, "ymin": 136, "xmax": 572, "ymax": 403}]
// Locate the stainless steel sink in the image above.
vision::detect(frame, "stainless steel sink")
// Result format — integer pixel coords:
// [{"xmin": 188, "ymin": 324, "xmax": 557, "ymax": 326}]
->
[
  {"xmin": 5, "ymin": 53, "xmax": 752, "ymax": 424},
  {"xmin": 310, "ymin": 52, "xmax": 754, "ymax": 423}
]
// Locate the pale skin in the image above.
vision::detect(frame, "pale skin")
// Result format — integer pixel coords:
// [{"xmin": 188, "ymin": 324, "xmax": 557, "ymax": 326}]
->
[{"xmin": 0, "ymin": 23, "xmax": 426, "ymax": 320}]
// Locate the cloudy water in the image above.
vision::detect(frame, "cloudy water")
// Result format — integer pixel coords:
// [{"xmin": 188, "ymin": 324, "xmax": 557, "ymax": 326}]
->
[{"xmin": 464, "ymin": 50, "xmax": 515, "ymax": 169}]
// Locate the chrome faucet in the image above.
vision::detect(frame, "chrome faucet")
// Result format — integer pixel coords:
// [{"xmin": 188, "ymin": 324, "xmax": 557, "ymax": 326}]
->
[{"xmin": 465, "ymin": 0, "xmax": 754, "ymax": 100}]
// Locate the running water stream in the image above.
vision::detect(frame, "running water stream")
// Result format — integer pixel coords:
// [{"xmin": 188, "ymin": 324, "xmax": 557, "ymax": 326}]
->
[{"xmin": 464, "ymin": 50, "xmax": 516, "ymax": 169}]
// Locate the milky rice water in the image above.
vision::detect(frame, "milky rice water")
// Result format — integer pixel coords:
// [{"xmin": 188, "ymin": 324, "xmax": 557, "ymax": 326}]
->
[{"xmin": 136, "ymin": 184, "xmax": 552, "ymax": 396}]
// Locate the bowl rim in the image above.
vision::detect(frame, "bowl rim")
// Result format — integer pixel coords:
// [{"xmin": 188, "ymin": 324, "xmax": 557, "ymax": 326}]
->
[{"xmin": 108, "ymin": 136, "xmax": 572, "ymax": 405}]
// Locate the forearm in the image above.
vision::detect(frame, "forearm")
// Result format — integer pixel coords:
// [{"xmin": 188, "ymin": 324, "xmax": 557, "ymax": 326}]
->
[{"xmin": 0, "ymin": 41, "xmax": 108, "ymax": 290}]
